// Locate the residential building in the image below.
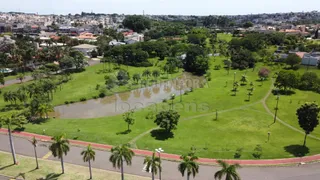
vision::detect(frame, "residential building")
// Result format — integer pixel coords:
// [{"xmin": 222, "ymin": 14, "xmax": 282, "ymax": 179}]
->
[{"xmin": 72, "ymin": 44, "xmax": 98, "ymax": 56}]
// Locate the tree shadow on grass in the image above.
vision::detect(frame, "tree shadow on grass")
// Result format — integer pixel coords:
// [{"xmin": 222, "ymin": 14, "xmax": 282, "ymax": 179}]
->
[
  {"xmin": 284, "ymin": 145, "xmax": 309, "ymax": 157},
  {"xmin": 150, "ymin": 129, "xmax": 174, "ymax": 140},
  {"xmin": 116, "ymin": 129, "xmax": 131, "ymax": 135},
  {"xmin": 13, "ymin": 127, "xmax": 25, "ymax": 132},
  {"xmin": 0, "ymin": 163, "xmax": 14, "ymax": 170},
  {"xmin": 36, "ymin": 173, "xmax": 62, "ymax": 180},
  {"xmin": 30, "ymin": 118, "xmax": 50, "ymax": 125},
  {"xmin": 272, "ymin": 89, "xmax": 295, "ymax": 96}
]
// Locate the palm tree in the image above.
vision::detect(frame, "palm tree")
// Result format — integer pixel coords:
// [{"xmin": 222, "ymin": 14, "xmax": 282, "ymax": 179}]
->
[
  {"xmin": 49, "ymin": 134, "xmax": 70, "ymax": 174},
  {"xmin": 152, "ymin": 69, "xmax": 160, "ymax": 82},
  {"xmin": 29, "ymin": 137, "xmax": 39, "ymax": 169},
  {"xmin": 0, "ymin": 113, "xmax": 26, "ymax": 164},
  {"xmin": 178, "ymin": 154, "xmax": 199, "ymax": 180},
  {"xmin": 214, "ymin": 160, "xmax": 241, "ymax": 180},
  {"xmin": 81, "ymin": 144, "xmax": 96, "ymax": 179},
  {"xmin": 37, "ymin": 103, "xmax": 54, "ymax": 119},
  {"xmin": 143, "ymin": 152, "xmax": 161, "ymax": 180},
  {"xmin": 142, "ymin": 69, "xmax": 151, "ymax": 81},
  {"xmin": 109, "ymin": 144, "xmax": 135, "ymax": 180}
]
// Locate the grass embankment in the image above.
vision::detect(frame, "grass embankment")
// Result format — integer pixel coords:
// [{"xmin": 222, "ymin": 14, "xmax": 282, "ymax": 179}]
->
[
  {"xmin": 0, "ymin": 151, "xmax": 147, "ymax": 180},
  {"xmin": 0, "ymin": 61, "xmax": 182, "ymax": 108}
]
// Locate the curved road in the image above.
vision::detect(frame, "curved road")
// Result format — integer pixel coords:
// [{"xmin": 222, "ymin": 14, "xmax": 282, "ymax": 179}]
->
[{"xmin": 0, "ymin": 134, "xmax": 319, "ymax": 180}]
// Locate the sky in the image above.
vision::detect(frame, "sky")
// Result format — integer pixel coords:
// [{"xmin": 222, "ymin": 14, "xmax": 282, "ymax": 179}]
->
[{"xmin": 0, "ymin": 0, "xmax": 319, "ymax": 15}]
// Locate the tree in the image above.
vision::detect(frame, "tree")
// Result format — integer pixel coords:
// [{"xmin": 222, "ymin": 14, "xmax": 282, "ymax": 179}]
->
[
  {"xmin": 81, "ymin": 144, "xmax": 96, "ymax": 180},
  {"xmin": 109, "ymin": 144, "xmax": 135, "ymax": 180},
  {"xmin": 69, "ymin": 50, "xmax": 87, "ymax": 70},
  {"xmin": 258, "ymin": 67, "xmax": 270, "ymax": 79},
  {"xmin": 184, "ymin": 45, "xmax": 209, "ymax": 75},
  {"xmin": 122, "ymin": 15, "xmax": 151, "ymax": 33},
  {"xmin": 144, "ymin": 152, "xmax": 161, "ymax": 180},
  {"xmin": 37, "ymin": 103, "xmax": 54, "ymax": 119},
  {"xmin": 187, "ymin": 33, "xmax": 206, "ymax": 45},
  {"xmin": 178, "ymin": 154, "xmax": 199, "ymax": 180},
  {"xmin": 0, "ymin": 112, "xmax": 26, "ymax": 164},
  {"xmin": 299, "ymin": 72, "xmax": 318, "ymax": 90},
  {"xmin": 16, "ymin": 73, "xmax": 25, "ymax": 83},
  {"xmin": 296, "ymin": 102, "xmax": 320, "ymax": 146},
  {"xmin": 29, "ymin": 137, "xmax": 39, "ymax": 169},
  {"xmin": 152, "ymin": 69, "xmax": 160, "ymax": 81},
  {"xmin": 0, "ymin": 72, "xmax": 4, "ymax": 85},
  {"xmin": 230, "ymin": 48, "xmax": 255, "ymax": 70},
  {"xmin": 214, "ymin": 160, "xmax": 241, "ymax": 180},
  {"xmin": 142, "ymin": 69, "xmax": 151, "ymax": 81},
  {"xmin": 274, "ymin": 71, "xmax": 299, "ymax": 91},
  {"xmin": 132, "ymin": 73, "xmax": 141, "ymax": 84},
  {"xmin": 243, "ymin": 21, "xmax": 253, "ymax": 28},
  {"xmin": 123, "ymin": 110, "xmax": 135, "ymax": 132},
  {"xmin": 105, "ymin": 75, "xmax": 117, "ymax": 90},
  {"xmin": 240, "ymin": 75, "xmax": 248, "ymax": 85},
  {"xmin": 154, "ymin": 110, "xmax": 180, "ymax": 133},
  {"xmin": 117, "ymin": 69, "xmax": 130, "ymax": 85},
  {"xmin": 49, "ymin": 134, "xmax": 70, "ymax": 174},
  {"xmin": 285, "ymin": 54, "xmax": 301, "ymax": 69}
]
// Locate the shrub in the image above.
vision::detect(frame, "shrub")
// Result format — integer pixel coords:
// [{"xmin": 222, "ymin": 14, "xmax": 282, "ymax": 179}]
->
[
  {"xmin": 162, "ymin": 99, "xmax": 167, "ymax": 103},
  {"xmin": 234, "ymin": 148, "xmax": 243, "ymax": 159},
  {"xmin": 92, "ymin": 95, "xmax": 98, "ymax": 99},
  {"xmin": 64, "ymin": 101, "xmax": 69, "ymax": 104},
  {"xmin": 252, "ymin": 145, "xmax": 263, "ymax": 159},
  {"xmin": 95, "ymin": 84, "xmax": 101, "ymax": 90},
  {"xmin": 80, "ymin": 97, "xmax": 87, "ymax": 101},
  {"xmin": 99, "ymin": 92, "xmax": 106, "ymax": 98},
  {"xmin": 70, "ymin": 101, "xmax": 75, "ymax": 104},
  {"xmin": 214, "ymin": 65, "xmax": 221, "ymax": 70}
]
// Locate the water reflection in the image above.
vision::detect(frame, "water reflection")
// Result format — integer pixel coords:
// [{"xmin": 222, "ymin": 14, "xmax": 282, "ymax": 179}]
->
[{"xmin": 53, "ymin": 73, "xmax": 206, "ymax": 119}]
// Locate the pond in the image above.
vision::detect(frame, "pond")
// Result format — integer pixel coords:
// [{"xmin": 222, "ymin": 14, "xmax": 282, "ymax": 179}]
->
[{"xmin": 52, "ymin": 73, "xmax": 206, "ymax": 119}]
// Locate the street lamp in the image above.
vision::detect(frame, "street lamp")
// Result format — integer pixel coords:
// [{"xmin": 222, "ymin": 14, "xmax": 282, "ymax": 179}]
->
[
  {"xmin": 179, "ymin": 80, "xmax": 183, "ymax": 102},
  {"xmin": 170, "ymin": 94, "xmax": 175, "ymax": 110},
  {"xmin": 274, "ymin": 95, "xmax": 280, "ymax": 123},
  {"xmin": 233, "ymin": 72, "xmax": 237, "ymax": 84},
  {"xmin": 155, "ymin": 148, "xmax": 164, "ymax": 180},
  {"xmin": 268, "ymin": 132, "xmax": 271, "ymax": 142}
]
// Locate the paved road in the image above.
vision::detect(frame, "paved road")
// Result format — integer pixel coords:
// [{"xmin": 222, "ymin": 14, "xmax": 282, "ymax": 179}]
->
[{"xmin": 0, "ymin": 134, "xmax": 320, "ymax": 180}]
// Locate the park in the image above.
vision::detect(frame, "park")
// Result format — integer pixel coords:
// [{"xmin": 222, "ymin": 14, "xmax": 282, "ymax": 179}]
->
[{"xmin": 1, "ymin": 18, "xmax": 320, "ymax": 179}]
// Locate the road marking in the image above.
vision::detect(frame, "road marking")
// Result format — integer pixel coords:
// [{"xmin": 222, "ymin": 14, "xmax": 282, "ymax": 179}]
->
[{"xmin": 42, "ymin": 151, "xmax": 52, "ymax": 159}]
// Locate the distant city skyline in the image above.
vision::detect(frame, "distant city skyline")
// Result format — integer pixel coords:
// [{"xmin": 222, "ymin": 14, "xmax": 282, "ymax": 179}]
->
[{"xmin": 0, "ymin": 0, "xmax": 319, "ymax": 16}]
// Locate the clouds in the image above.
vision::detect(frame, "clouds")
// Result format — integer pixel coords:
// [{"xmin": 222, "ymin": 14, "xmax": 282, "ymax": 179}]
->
[{"xmin": 0, "ymin": 0, "xmax": 319, "ymax": 15}]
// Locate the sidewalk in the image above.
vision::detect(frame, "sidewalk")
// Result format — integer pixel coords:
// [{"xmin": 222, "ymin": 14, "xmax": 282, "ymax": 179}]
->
[{"xmin": 1, "ymin": 128, "xmax": 320, "ymax": 166}]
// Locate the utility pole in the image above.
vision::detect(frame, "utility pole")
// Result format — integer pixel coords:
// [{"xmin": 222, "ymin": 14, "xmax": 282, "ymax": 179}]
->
[{"xmin": 274, "ymin": 95, "xmax": 280, "ymax": 123}]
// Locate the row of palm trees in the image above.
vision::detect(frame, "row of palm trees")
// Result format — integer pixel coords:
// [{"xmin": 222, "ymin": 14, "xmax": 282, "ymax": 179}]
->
[
  {"xmin": 36, "ymin": 134, "xmax": 241, "ymax": 180},
  {"xmin": 1, "ymin": 113, "xmax": 241, "ymax": 180}
]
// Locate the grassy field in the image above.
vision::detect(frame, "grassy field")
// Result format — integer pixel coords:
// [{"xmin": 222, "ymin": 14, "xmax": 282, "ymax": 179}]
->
[
  {"xmin": 266, "ymin": 66, "xmax": 320, "ymax": 137},
  {"xmin": 0, "ymin": 151, "xmax": 148, "ymax": 180},
  {"xmin": 217, "ymin": 33, "xmax": 233, "ymax": 42},
  {"xmin": 136, "ymin": 103, "xmax": 320, "ymax": 159}
]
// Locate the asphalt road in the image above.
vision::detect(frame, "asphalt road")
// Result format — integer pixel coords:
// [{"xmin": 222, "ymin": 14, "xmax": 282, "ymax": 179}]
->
[{"xmin": 1, "ymin": 134, "xmax": 320, "ymax": 180}]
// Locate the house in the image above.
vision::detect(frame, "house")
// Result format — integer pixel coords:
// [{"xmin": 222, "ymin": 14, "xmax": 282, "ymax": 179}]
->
[
  {"xmin": 109, "ymin": 40, "xmax": 125, "ymax": 46},
  {"xmin": 301, "ymin": 53, "xmax": 320, "ymax": 66},
  {"xmin": 72, "ymin": 44, "xmax": 98, "ymax": 56},
  {"xmin": 124, "ymin": 39, "xmax": 138, "ymax": 45},
  {"xmin": 77, "ymin": 32, "xmax": 97, "ymax": 41}
]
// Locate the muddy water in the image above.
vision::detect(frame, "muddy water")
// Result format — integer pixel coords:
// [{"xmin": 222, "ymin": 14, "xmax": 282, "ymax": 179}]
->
[{"xmin": 53, "ymin": 73, "xmax": 206, "ymax": 119}]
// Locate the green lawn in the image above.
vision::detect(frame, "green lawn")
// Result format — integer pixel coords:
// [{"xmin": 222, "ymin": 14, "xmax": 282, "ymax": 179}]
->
[
  {"xmin": 217, "ymin": 33, "xmax": 233, "ymax": 42},
  {"xmin": 136, "ymin": 103, "xmax": 320, "ymax": 159},
  {"xmin": 0, "ymin": 152, "xmax": 148, "ymax": 180}
]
